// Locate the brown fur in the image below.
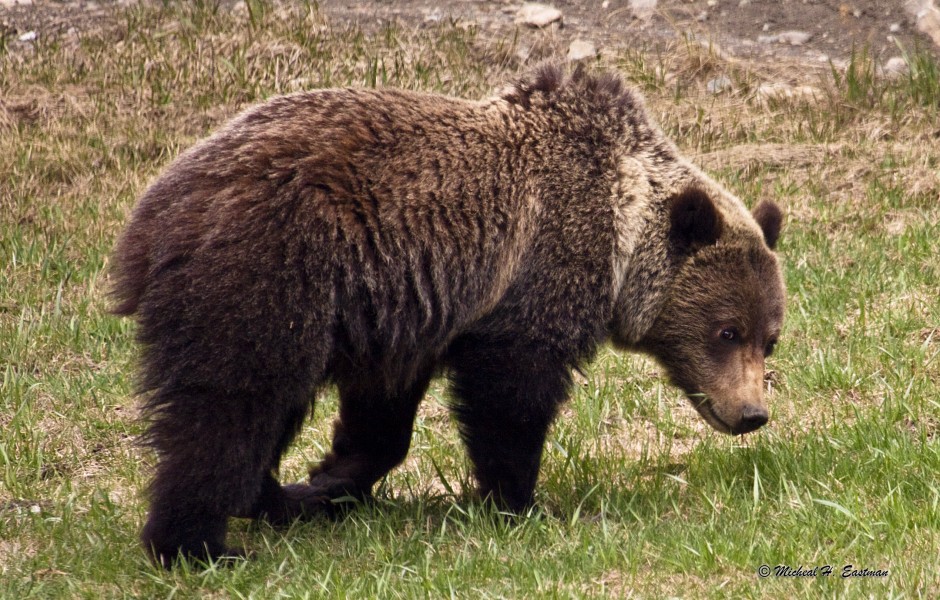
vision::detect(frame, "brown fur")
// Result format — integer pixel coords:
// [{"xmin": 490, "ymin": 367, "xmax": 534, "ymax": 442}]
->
[{"xmin": 110, "ymin": 64, "xmax": 785, "ymax": 567}]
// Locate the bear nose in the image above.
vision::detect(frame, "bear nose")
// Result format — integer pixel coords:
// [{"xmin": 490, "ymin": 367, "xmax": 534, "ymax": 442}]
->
[{"xmin": 734, "ymin": 405, "xmax": 768, "ymax": 435}]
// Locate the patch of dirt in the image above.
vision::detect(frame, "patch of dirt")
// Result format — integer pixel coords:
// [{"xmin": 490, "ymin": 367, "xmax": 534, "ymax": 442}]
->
[
  {"xmin": 653, "ymin": 0, "xmax": 931, "ymax": 61},
  {"xmin": 315, "ymin": 0, "xmax": 937, "ymax": 64},
  {"xmin": 3, "ymin": 1, "xmax": 937, "ymax": 71},
  {"xmin": 694, "ymin": 142, "xmax": 846, "ymax": 173}
]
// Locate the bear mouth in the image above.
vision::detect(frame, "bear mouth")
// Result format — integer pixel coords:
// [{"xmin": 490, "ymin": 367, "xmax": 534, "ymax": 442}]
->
[{"xmin": 688, "ymin": 394, "xmax": 733, "ymax": 435}]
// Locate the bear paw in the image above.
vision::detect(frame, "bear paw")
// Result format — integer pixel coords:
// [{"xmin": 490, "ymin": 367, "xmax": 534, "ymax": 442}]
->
[
  {"xmin": 253, "ymin": 482, "xmax": 345, "ymax": 525},
  {"xmin": 143, "ymin": 524, "xmax": 246, "ymax": 569}
]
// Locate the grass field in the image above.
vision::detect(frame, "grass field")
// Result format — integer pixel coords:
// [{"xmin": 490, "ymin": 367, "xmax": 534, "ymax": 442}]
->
[{"xmin": 2, "ymin": 2, "xmax": 939, "ymax": 598}]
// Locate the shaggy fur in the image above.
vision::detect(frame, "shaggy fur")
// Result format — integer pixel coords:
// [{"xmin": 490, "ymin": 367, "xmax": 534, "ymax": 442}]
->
[{"xmin": 110, "ymin": 64, "xmax": 785, "ymax": 567}]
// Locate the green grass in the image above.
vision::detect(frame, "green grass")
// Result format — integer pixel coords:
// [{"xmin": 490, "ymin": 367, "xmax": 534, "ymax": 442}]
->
[{"xmin": 2, "ymin": 2, "xmax": 938, "ymax": 598}]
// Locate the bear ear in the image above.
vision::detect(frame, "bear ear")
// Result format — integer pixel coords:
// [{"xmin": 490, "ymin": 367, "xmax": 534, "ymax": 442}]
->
[
  {"xmin": 668, "ymin": 187, "xmax": 723, "ymax": 251},
  {"xmin": 751, "ymin": 200, "xmax": 783, "ymax": 249}
]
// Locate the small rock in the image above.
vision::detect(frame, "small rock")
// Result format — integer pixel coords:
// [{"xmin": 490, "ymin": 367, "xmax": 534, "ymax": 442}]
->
[
  {"xmin": 567, "ymin": 39, "xmax": 597, "ymax": 61},
  {"xmin": 830, "ymin": 58, "xmax": 849, "ymax": 70},
  {"xmin": 738, "ymin": 0, "xmax": 750, "ymax": 6},
  {"xmin": 910, "ymin": 0, "xmax": 940, "ymax": 48},
  {"xmin": 515, "ymin": 3, "xmax": 563, "ymax": 28},
  {"xmin": 777, "ymin": 30, "xmax": 812, "ymax": 45},
  {"xmin": 762, "ymin": 22, "xmax": 771, "ymax": 32},
  {"xmin": 696, "ymin": 11, "xmax": 708, "ymax": 22},
  {"xmin": 602, "ymin": 0, "xmax": 610, "ymax": 8},
  {"xmin": 755, "ymin": 83, "xmax": 788, "ymax": 100},
  {"xmin": 883, "ymin": 56, "xmax": 909, "ymax": 78},
  {"xmin": 757, "ymin": 82, "xmax": 819, "ymax": 101},
  {"xmin": 796, "ymin": 85, "xmax": 820, "ymax": 98},
  {"xmin": 885, "ymin": 218, "xmax": 906, "ymax": 236},
  {"xmin": 0, "ymin": 0, "xmax": 33, "ymax": 6},
  {"xmin": 706, "ymin": 75, "xmax": 733, "ymax": 94},
  {"xmin": 629, "ymin": 0, "xmax": 657, "ymax": 20},
  {"xmin": 757, "ymin": 34, "xmax": 778, "ymax": 44},
  {"xmin": 30, "ymin": 504, "xmax": 41, "ymax": 514},
  {"xmin": 18, "ymin": 31, "xmax": 37, "ymax": 42},
  {"xmin": 890, "ymin": 22, "xmax": 902, "ymax": 33},
  {"xmin": 707, "ymin": 0, "xmax": 718, "ymax": 6}
]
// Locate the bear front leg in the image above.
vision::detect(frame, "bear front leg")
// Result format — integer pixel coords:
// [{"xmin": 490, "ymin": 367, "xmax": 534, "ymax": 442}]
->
[
  {"xmin": 447, "ymin": 342, "xmax": 570, "ymax": 512},
  {"xmin": 267, "ymin": 370, "xmax": 433, "ymax": 520},
  {"xmin": 237, "ymin": 471, "xmax": 337, "ymax": 525}
]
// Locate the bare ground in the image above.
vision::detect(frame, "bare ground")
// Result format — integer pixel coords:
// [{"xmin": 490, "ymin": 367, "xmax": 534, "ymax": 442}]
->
[
  {"xmin": 315, "ymin": 0, "xmax": 936, "ymax": 62},
  {"xmin": 3, "ymin": 1, "xmax": 937, "ymax": 72}
]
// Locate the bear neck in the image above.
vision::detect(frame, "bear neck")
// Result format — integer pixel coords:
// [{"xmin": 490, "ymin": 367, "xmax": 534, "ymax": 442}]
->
[
  {"xmin": 608, "ymin": 212, "xmax": 679, "ymax": 347},
  {"xmin": 607, "ymin": 147, "xmax": 687, "ymax": 346}
]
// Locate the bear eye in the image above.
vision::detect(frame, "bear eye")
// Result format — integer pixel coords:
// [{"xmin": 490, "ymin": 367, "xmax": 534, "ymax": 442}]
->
[
  {"xmin": 765, "ymin": 339, "xmax": 778, "ymax": 357},
  {"xmin": 719, "ymin": 327, "xmax": 739, "ymax": 342}
]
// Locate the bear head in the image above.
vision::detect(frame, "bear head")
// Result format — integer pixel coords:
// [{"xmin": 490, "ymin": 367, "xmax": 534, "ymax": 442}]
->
[{"xmin": 637, "ymin": 187, "xmax": 785, "ymax": 435}]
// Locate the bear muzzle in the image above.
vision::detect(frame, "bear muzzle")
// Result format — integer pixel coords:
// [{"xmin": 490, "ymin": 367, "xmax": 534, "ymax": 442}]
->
[
  {"xmin": 691, "ymin": 397, "xmax": 768, "ymax": 435},
  {"xmin": 690, "ymin": 358, "xmax": 769, "ymax": 435}
]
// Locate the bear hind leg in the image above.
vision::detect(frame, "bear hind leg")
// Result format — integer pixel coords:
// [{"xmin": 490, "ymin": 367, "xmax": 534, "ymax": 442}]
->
[
  {"xmin": 141, "ymin": 385, "xmax": 310, "ymax": 568},
  {"xmin": 230, "ymin": 401, "xmax": 317, "ymax": 525}
]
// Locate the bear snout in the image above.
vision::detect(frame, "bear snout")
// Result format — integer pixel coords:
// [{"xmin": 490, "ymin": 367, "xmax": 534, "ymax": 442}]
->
[
  {"xmin": 707, "ymin": 354, "xmax": 770, "ymax": 435},
  {"xmin": 731, "ymin": 404, "xmax": 769, "ymax": 435},
  {"xmin": 690, "ymin": 395, "xmax": 768, "ymax": 435}
]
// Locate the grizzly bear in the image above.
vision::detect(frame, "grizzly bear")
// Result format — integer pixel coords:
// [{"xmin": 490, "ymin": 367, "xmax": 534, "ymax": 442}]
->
[{"xmin": 110, "ymin": 64, "xmax": 785, "ymax": 567}]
